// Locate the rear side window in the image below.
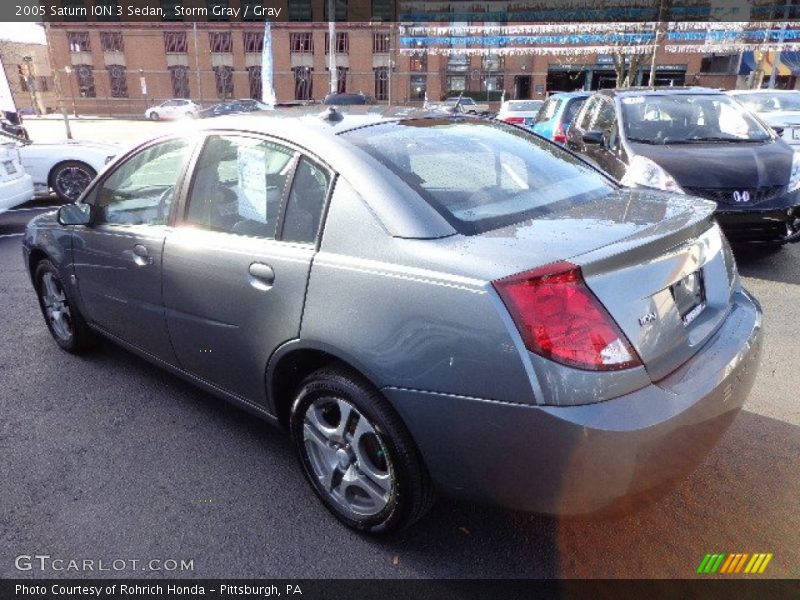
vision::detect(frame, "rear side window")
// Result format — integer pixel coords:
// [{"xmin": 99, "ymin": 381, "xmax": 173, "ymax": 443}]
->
[
  {"xmin": 185, "ymin": 135, "xmax": 294, "ymax": 238},
  {"xmin": 281, "ymin": 157, "xmax": 331, "ymax": 244},
  {"xmin": 562, "ymin": 98, "xmax": 587, "ymax": 126},
  {"xmin": 534, "ymin": 98, "xmax": 559, "ymax": 123},
  {"xmin": 343, "ymin": 119, "xmax": 614, "ymax": 235}
]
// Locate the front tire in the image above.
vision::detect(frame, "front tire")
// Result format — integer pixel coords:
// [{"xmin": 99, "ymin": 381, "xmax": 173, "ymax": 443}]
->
[
  {"xmin": 149, "ymin": 111, "xmax": 160, "ymax": 121},
  {"xmin": 290, "ymin": 367, "xmax": 435, "ymax": 533},
  {"xmin": 50, "ymin": 161, "xmax": 97, "ymax": 202},
  {"xmin": 34, "ymin": 259, "xmax": 92, "ymax": 352}
]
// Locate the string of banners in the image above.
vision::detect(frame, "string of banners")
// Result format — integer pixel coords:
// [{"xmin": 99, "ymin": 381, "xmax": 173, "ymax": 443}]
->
[
  {"xmin": 399, "ymin": 45, "xmax": 658, "ymax": 56},
  {"xmin": 399, "ymin": 22, "xmax": 788, "ymax": 36}
]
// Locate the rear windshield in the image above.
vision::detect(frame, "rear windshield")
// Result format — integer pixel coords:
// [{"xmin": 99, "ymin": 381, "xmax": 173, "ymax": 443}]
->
[{"xmin": 341, "ymin": 119, "xmax": 615, "ymax": 235}]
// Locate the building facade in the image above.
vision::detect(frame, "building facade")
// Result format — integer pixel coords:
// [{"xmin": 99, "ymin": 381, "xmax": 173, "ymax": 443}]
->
[{"xmin": 0, "ymin": 40, "xmax": 57, "ymax": 114}]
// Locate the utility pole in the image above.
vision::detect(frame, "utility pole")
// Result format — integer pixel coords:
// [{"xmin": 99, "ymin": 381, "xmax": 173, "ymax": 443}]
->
[
  {"xmin": 648, "ymin": 0, "xmax": 666, "ymax": 88},
  {"xmin": 193, "ymin": 23, "xmax": 203, "ymax": 105},
  {"xmin": 768, "ymin": 4, "xmax": 790, "ymax": 89},
  {"xmin": 328, "ymin": 0, "xmax": 338, "ymax": 95},
  {"xmin": 43, "ymin": 23, "xmax": 72, "ymax": 139}
]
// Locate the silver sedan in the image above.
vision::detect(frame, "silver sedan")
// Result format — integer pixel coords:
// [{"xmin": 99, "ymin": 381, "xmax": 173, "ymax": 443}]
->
[{"xmin": 23, "ymin": 111, "xmax": 763, "ymax": 532}]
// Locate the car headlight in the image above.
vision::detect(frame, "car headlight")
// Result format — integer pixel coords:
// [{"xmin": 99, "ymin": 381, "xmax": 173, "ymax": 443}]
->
[
  {"xmin": 620, "ymin": 155, "xmax": 685, "ymax": 194},
  {"xmin": 788, "ymin": 152, "xmax": 800, "ymax": 193}
]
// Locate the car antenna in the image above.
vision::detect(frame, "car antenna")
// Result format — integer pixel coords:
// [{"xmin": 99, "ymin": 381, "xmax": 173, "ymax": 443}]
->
[{"xmin": 320, "ymin": 106, "xmax": 344, "ymax": 123}]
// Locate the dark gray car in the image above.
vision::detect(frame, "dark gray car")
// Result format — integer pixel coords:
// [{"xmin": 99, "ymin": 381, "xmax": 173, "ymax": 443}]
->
[{"xmin": 23, "ymin": 112, "xmax": 763, "ymax": 533}]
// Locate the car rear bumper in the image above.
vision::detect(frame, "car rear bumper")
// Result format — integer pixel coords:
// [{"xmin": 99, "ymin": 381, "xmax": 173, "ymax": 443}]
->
[
  {"xmin": 383, "ymin": 288, "xmax": 762, "ymax": 515},
  {"xmin": 0, "ymin": 173, "xmax": 34, "ymax": 212}
]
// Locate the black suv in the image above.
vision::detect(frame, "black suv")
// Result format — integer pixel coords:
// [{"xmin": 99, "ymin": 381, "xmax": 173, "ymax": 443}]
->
[{"xmin": 566, "ymin": 87, "xmax": 800, "ymax": 246}]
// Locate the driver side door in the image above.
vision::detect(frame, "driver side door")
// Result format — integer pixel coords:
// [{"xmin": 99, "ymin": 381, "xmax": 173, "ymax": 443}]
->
[{"xmin": 72, "ymin": 137, "xmax": 194, "ymax": 362}]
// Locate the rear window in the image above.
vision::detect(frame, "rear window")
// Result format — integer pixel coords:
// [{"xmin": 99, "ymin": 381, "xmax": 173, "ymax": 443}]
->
[
  {"xmin": 534, "ymin": 98, "xmax": 559, "ymax": 123},
  {"xmin": 508, "ymin": 101, "xmax": 543, "ymax": 112},
  {"xmin": 342, "ymin": 119, "xmax": 615, "ymax": 235}
]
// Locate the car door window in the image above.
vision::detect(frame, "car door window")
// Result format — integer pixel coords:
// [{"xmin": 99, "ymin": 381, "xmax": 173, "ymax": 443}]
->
[
  {"xmin": 535, "ymin": 98, "xmax": 558, "ymax": 124},
  {"xmin": 281, "ymin": 157, "xmax": 332, "ymax": 244},
  {"xmin": 574, "ymin": 98, "xmax": 598, "ymax": 131},
  {"xmin": 94, "ymin": 138, "xmax": 191, "ymax": 226},
  {"xmin": 184, "ymin": 134, "xmax": 295, "ymax": 238}
]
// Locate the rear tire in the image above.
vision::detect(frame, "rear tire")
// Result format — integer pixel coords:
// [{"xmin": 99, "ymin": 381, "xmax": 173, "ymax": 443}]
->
[
  {"xmin": 34, "ymin": 259, "xmax": 93, "ymax": 353},
  {"xmin": 290, "ymin": 366, "xmax": 435, "ymax": 533}
]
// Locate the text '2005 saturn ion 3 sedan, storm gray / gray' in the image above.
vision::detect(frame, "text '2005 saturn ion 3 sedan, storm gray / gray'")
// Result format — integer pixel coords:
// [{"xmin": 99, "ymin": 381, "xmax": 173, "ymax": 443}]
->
[{"xmin": 23, "ymin": 110, "xmax": 763, "ymax": 533}]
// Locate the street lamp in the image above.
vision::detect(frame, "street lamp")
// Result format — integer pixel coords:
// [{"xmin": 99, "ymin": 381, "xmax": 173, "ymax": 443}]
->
[{"xmin": 63, "ymin": 65, "xmax": 78, "ymax": 117}]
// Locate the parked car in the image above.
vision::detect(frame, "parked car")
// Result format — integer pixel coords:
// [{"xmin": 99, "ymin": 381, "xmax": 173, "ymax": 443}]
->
[
  {"xmin": 532, "ymin": 91, "xmax": 590, "ymax": 143},
  {"xmin": 24, "ymin": 113, "xmax": 762, "ymax": 532},
  {"xmin": 728, "ymin": 89, "xmax": 800, "ymax": 150},
  {"xmin": 440, "ymin": 96, "xmax": 491, "ymax": 115},
  {"xmin": 322, "ymin": 92, "xmax": 373, "ymax": 106},
  {"xmin": 566, "ymin": 87, "xmax": 800, "ymax": 247},
  {"xmin": 0, "ymin": 138, "xmax": 34, "ymax": 212},
  {"xmin": 199, "ymin": 100, "xmax": 273, "ymax": 118},
  {"xmin": 496, "ymin": 99, "xmax": 545, "ymax": 127},
  {"xmin": 0, "ymin": 129, "xmax": 118, "ymax": 201},
  {"xmin": 145, "ymin": 99, "xmax": 200, "ymax": 120}
]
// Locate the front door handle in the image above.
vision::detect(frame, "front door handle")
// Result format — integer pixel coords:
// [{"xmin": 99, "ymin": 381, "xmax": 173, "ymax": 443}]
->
[
  {"xmin": 248, "ymin": 262, "xmax": 275, "ymax": 290},
  {"xmin": 132, "ymin": 244, "xmax": 153, "ymax": 266}
]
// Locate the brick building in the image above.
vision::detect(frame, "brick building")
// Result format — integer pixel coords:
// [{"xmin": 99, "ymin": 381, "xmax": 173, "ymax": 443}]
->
[
  {"xmin": 41, "ymin": 3, "xmax": 752, "ymax": 116},
  {"xmin": 0, "ymin": 40, "xmax": 57, "ymax": 114}
]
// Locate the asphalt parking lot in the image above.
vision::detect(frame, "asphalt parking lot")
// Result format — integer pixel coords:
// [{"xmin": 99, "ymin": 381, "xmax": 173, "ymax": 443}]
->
[{"xmin": 1, "ymin": 118, "xmax": 799, "ymax": 579}]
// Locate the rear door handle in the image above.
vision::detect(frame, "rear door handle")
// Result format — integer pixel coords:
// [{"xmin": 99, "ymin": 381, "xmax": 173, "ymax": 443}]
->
[
  {"xmin": 132, "ymin": 244, "xmax": 153, "ymax": 266},
  {"xmin": 248, "ymin": 262, "xmax": 275, "ymax": 290}
]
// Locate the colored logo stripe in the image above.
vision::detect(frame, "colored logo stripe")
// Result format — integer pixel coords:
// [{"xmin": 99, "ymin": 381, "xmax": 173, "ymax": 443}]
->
[{"xmin": 698, "ymin": 553, "xmax": 773, "ymax": 574}]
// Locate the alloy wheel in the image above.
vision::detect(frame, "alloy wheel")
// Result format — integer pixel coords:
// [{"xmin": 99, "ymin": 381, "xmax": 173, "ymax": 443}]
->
[
  {"xmin": 55, "ymin": 166, "xmax": 94, "ymax": 201},
  {"xmin": 40, "ymin": 272, "xmax": 73, "ymax": 342}
]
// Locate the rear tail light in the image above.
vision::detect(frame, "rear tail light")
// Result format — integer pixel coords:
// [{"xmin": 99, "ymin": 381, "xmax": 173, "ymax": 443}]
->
[
  {"xmin": 552, "ymin": 122, "xmax": 567, "ymax": 144},
  {"xmin": 493, "ymin": 261, "xmax": 642, "ymax": 371},
  {"xmin": 504, "ymin": 116, "xmax": 525, "ymax": 124}
]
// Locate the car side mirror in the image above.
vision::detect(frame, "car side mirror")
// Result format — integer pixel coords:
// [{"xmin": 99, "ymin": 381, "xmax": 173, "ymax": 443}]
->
[
  {"xmin": 772, "ymin": 125, "xmax": 785, "ymax": 136},
  {"xmin": 57, "ymin": 203, "xmax": 92, "ymax": 226},
  {"xmin": 583, "ymin": 130, "xmax": 605, "ymax": 146}
]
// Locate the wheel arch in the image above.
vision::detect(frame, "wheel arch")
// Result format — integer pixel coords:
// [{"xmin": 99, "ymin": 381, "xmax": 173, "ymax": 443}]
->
[
  {"xmin": 27, "ymin": 247, "xmax": 51, "ymax": 281},
  {"xmin": 266, "ymin": 340, "xmax": 385, "ymax": 430}
]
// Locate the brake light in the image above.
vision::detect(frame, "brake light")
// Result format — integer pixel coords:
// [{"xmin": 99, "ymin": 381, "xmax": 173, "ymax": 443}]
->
[
  {"xmin": 552, "ymin": 123, "xmax": 567, "ymax": 143},
  {"xmin": 504, "ymin": 116, "xmax": 525, "ymax": 124},
  {"xmin": 493, "ymin": 261, "xmax": 642, "ymax": 371}
]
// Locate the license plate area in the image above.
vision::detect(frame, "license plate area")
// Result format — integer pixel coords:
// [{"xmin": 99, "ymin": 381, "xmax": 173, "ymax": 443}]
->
[
  {"xmin": 671, "ymin": 269, "xmax": 706, "ymax": 326},
  {"xmin": 4, "ymin": 161, "xmax": 16, "ymax": 175},
  {"xmin": 791, "ymin": 127, "xmax": 800, "ymax": 141}
]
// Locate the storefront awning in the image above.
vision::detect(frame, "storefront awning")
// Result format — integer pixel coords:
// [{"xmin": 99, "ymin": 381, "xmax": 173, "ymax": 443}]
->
[{"xmin": 739, "ymin": 51, "xmax": 800, "ymax": 76}]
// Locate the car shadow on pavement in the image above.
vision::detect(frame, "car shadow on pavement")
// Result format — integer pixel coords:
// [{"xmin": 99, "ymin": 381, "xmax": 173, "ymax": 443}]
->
[
  {"xmin": 734, "ymin": 245, "xmax": 800, "ymax": 286},
  {"xmin": 370, "ymin": 409, "xmax": 800, "ymax": 578}
]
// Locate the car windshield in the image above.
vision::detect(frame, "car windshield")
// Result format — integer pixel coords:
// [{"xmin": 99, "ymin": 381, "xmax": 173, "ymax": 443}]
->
[
  {"xmin": 622, "ymin": 93, "xmax": 772, "ymax": 144},
  {"xmin": 342, "ymin": 119, "xmax": 615, "ymax": 235},
  {"xmin": 736, "ymin": 91, "xmax": 800, "ymax": 113}
]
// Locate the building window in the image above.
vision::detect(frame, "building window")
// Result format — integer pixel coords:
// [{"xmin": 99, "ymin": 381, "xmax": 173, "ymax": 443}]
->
[
  {"xmin": 17, "ymin": 66, "xmax": 31, "ymax": 92},
  {"xmin": 410, "ymin": 74, "xmax": 426, "ymax": 100},
  {"xmin": 164, "ymin": 31, "xmax": 187, "ymax": 53},
  {"xmin": 244, "ymin": 31, "xmax": 264, "ymax": 53},
  {"xmin": 214, "ymin": 65, "xmax": 234, "ymax": 99},
  {"xmin": 169, "ymin": 65, "xmax": 189, "ymax": 97},
  {"xmin": 100, "ymin": 31, "xmax": 123, "ymax": 52},
  {"xmin": 208, "ymin": 0, "xmax": 230, "ymax": 21},
  {"xmin": 161, "ymin": 0, "xmax": 182, "ymax": 21},
  {"xmin": 75, "ymin": 64, "xmax": 96, "ymax": 98},
  {"xmin": 38, "ymin": 76, "xmax": 50, "ymax": 92},
  {"xmin": 700, "ymin": 54, "xmax": 738, "ymax": 74},
  {"xmin": 288, "ymin": 0, "xmax": 312, "ymax": 21},
  {"xmin": 482, "ymin": 55, "xmax": 503, "ymax": 72},
  {"xmin": 293, "ymin": 66, "xmax": 312, "ymax": 100},
  {"xmin": 67, "ymin": 31, "xmax": 91, "ymax": 53},
  {"xmin": 447, "ymin": 75, "xmax": 466, "ymax": 92},
  {"xmin": 410, "ymin": 55, "xmax": 426, "ymax": 72},
  {"xmin": 107, "ymin": 65, "xmax": 128, "ymax": 98},
  {"xmin": 290, "ymin": 32, "xmax": 313, "ymax": 54},
  {"xmin": 323, "ymin": 0, "xmax": 347, "ymax": 21},
  {"xmin": 374, "ymin": 67, "xmax": 388, "ymax": 101},
  {"xmin": 325, "ymin": 32, "xmax": 349, "ymax": 54},
  {"xmin": 482, "ymin": 74, "xmax": 504, "ymax": 93},
  {"xmin": 94, "ymin": 0, "xmax": 120, "ymax": 21},
  {"xmin": 61, "ymin": 0, "xmax": 85, "ymax": 21},
  {"xmin": 247, "ymin": 66, "xmax": 262, "ymax": 100},
  {"xmin": 372, "ymin": 0, "xmax": 393, "ymax": 21},
  {"xmin": 373, "ymin": 32, "xmax": 390, "ymax": 54},
  {"xmin": 209, "ymin": 32, "xmax": 233, "ymax": 53},
  {"xmin": 447, "ymin": 55, "xmax": 469, "ymax": 72}
]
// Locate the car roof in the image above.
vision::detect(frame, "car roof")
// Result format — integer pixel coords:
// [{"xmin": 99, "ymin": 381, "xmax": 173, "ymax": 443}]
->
[
  {"xmin": 548, "ymin": 91, "xmax": 591, "ymax": 99},
  {"xmin": 599, "ymin": 86, "xmax": 724, "ymax": 97}
]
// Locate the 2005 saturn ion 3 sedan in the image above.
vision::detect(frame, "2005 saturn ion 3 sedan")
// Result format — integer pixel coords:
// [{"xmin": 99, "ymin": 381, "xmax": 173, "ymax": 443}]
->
[{"xmin": 24, "ymin": 110, "xmax": 763, "ymax": 533}]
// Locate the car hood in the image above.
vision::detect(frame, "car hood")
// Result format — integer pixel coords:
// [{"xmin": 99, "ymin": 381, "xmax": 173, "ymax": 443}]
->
[
  {"xmin": 404, "ymin": 187, "xmax": 715, "ymax": 282},
  {"xmin": 629, "ymin": 139, "xmax": 794, "ymax": 189}
]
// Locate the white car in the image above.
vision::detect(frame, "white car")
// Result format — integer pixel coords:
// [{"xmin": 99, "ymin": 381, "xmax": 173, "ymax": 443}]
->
[
  {"xmin": 0, "ymin": 130, "xmax": 119, "ymax": 201},
  {"xmin": 145, "ymin": 99, "xmax": 201, "ymax": 121},
  {"xmin": 497, "ymin": 99, "xmax": 545, "ymax": 127},
  {"xmin": 0, "ymin": 139, "xmax": 33, "ymax": 213},
  {"xmin": 728, "ymin": 89, "xmax": 800, "ymax": 149}
]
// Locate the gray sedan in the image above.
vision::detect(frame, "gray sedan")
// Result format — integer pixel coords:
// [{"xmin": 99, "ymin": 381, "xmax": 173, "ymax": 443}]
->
[{"xmin": 23, "ymin": 111, "xmax": 763, "ymax": 533}]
